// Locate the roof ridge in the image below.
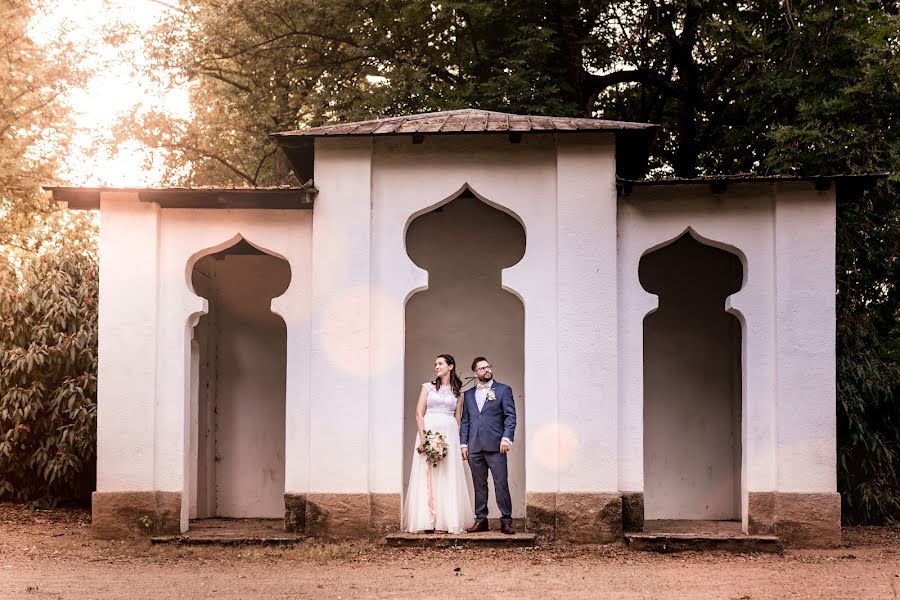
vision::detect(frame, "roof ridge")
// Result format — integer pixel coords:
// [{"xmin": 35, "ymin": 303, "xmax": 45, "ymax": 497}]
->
[{"xmin": 271, "ymin": 108, "xmax": 657, "ymax": 138}]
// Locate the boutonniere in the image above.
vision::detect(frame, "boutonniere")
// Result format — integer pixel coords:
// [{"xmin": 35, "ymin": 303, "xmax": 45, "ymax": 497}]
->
[{"xmin": 486, "ymin": 390, "xmax": 496, "ymax": 401}]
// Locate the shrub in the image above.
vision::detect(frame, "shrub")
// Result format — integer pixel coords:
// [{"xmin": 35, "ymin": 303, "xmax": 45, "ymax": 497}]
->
[{"xmin": 0, "ymin": 247, "xmax": 98, "ymax": 506}]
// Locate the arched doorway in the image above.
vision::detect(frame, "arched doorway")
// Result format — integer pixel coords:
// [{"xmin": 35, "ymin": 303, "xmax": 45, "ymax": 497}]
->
[
  {"xmin": 640, "ymin": 231, "xmax": 743, "ymax": 521},
  {"xmin": 403, "ymin": 188, "xmax": 527, "ymax": 519},
  {"xmin": 189, "ymin": 237, "xmax": 291, "ymax": 519}
]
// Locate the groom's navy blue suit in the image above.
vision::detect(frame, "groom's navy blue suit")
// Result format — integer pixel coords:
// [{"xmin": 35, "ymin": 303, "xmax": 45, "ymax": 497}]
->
[{"xmin": 460, "ymin": 379, "xmax": 516, "ymax": 524}]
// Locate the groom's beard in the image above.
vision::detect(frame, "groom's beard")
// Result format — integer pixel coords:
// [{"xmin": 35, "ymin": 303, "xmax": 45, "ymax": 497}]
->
[{"xmin": 477, "ymin": 375, "xmax": 493, "ymax": 383}]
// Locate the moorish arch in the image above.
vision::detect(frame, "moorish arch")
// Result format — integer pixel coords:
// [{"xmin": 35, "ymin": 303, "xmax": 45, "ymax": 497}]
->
[
  {"xmin": 188, "ymin": 235, "xmax": 291, "ymax": 520},
  {"xmin": 402, "ymin": 187, "xmax": 527, "ymax": 519},
  {"xmin": 639, "ymin": 229, "xmax": 744, "ymax": 521}
]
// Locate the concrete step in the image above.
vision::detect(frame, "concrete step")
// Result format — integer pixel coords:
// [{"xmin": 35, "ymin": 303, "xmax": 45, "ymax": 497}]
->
[
  {"xmin": 151, "ymin": 518, "xmax": 306, "ymax": 546},
  {"xmin": 385, "ymin": 531, "xmax": 536, "ymax": 548},
  {"xmin": 151, "ymin": 533, "xmax": 306, "ymax": 545},
  {"xmin": 625, "ymin": 532, "xmax": 781, "ymax": 553}
]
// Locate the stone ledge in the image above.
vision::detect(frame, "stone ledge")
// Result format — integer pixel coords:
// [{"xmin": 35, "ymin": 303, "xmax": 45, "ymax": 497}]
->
[
  {"xmin": 152, "ymin": 518, "xmax": 306, "ymax": 545},
  {"xmin": 385, "ymin": 531, "xmax": 536, "ymax": 548},
  {"xmin": 287, "ymin": 492, "xmax": 403, "ymax": 539},
  {"xmin": 525, "ymin": 492, "xmax": 557, "ymax": 542},
  {"xmin": 305, "ymin": 493, "xmax": 371, "ymax": 539},
  {"xmin": 369, "ymin": 493, "xmax": 401, "ymax": 538},
  {"xmin": 284, "ymin": 493, "xmax": 306, "ymax": 533},
  {"xmin": 621, "ymin": 491, "xmax": 645, "ymax": 533},
  {"xmin": 748, "ymin": 491, "xmax": 841, "ymax": 548},
  {"xmin": 625, "ymin": 532, "xmax": 781, "ymax": 553},
  {"xmin": 526, "ymin": 492, "xmax": 623, "ymax": 543},
  {"xmin": 92, "ymin": 491, "xmax": 181, "ymax": 538}
]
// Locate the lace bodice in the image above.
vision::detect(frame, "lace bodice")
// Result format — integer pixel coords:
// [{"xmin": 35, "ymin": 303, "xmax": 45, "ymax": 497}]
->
[{"xmin": 423, "ymin": 382, "xmax": 459, "ymax": 416}]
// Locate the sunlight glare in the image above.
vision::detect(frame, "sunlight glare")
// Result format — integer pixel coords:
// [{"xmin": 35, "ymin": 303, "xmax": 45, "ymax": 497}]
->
[{"xmin": 28, "ymin": 0, "xmax": 189, "ymax": 187}]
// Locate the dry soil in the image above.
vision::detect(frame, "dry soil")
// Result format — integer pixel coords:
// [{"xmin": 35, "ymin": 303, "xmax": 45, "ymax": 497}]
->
[{"xmin": 0, "ymin": 503, "xmax": 897, "ymax": 599}]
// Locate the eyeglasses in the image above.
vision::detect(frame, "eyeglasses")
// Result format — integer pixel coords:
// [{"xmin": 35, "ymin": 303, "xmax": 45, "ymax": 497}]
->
[{"xmin": 475, "ymin": 365, "xmax": 492, "ymax": 372}]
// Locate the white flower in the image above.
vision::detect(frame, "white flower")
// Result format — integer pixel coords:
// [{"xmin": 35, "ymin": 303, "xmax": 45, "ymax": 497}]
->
[{"xmin": 486, "ymin": 390, "xmax": 496, "ymax": 401}]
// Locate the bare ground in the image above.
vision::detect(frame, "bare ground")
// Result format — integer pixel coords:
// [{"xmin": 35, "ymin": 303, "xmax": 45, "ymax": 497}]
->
[{"xmin": 0, "ymin": 503, "xmax": 897, "ymax": 599}]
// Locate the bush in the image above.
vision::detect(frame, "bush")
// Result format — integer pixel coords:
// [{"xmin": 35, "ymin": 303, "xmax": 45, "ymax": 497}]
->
[
  {"xmin": 836, "ymin": 189, "xmax": 900, "ymax": 524},
  {"xmin": 0, "ymin": 247, "xmax": 98, "ymax": 506}
]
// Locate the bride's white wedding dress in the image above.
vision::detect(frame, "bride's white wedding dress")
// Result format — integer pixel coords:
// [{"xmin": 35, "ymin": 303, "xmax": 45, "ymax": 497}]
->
[{"xmin": 402, "ymin": 382, "xmax": 474, "ymax": 534}]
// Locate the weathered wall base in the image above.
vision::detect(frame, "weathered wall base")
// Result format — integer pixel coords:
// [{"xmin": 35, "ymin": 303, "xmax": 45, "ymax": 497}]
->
[
  {"xmin": 748, "ymin": 491, "xmax": 841, "ymax": 547},
  {"xmin": 92, "ymin": 489, "xmax": 839, "ymax": 546},
  {"xmin": 284, "ymin": 493, "xmax": 402, "ymax": 540},
  {"xmin": 283, "ymin": 493, "xmax": 306, "ymax": 533},
  {"xmin": 369, "ymin": 493, "xmax": 402, "ymax": 538},
  {"xmin": 526, "ymin": 492, "xmax": 623, "ymax": 543},
  {"xmin": 620, "ymin": 491, "xmax": 645, "ymax": 532},
  {"xmin": 92, "ymin": 491, "xmax": 181, "ymax": 538}
]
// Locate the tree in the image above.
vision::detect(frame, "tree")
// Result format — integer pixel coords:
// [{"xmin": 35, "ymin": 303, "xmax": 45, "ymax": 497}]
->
[
  {"xmin": 0, "ymin": 0, "xmax": 88, "ymax": 256},
  {"xmin": 130, "ymin": 0, "xmax": 597, "ymax": 185}
]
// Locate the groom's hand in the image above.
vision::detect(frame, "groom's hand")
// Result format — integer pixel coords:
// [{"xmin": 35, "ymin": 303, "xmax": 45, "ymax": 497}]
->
[
  {"xmin": 500, "ymin": 440, "xmax": 511, "ymax": 454},
  {"xmin": 461, "ymin": 447, "xmax": 468, "ymax": 460}
]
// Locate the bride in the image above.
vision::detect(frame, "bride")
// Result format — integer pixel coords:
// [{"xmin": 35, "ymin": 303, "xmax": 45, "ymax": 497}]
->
[{"xmin": 402, "ymin": 354, "xmax": 474, "ymax": 534}]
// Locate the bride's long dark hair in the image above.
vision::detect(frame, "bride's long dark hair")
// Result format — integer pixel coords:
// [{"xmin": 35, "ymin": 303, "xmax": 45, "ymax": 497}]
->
[{"xmin": 433, "ymin": 353, "xmax": 463, "ymax": 396}]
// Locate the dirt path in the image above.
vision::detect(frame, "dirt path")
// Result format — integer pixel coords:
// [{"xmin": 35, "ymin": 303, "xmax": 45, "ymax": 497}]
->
[{"xmin": 1, "ymin": 504, "xmax": 897, "ymax": 599}]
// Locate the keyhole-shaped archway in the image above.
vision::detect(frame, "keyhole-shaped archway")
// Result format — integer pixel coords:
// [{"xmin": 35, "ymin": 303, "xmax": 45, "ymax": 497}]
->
[
  {"xmin": 190, "ymin": 237, "xmax": 291, "ymax": 520},
  {"xmin": 403, "ymin": 188, "xmax": 527, "ymax": 519},
  {"xmin": 640, "ymin": 231, "xmax": 743, "ymax": 521}
]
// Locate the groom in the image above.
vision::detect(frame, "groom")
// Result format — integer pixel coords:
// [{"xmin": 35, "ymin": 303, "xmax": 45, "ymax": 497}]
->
[{"xmin": 460, "ymin": 356, "xmax": 517, "ymax": 534}]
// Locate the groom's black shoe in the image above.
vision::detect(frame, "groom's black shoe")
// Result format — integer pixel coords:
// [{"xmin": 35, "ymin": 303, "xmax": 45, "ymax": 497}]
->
[
  {"xmin": 465, "ymin": 520, "xmax": 489, "ymax": 533},
  {"xmin": 500, "ymin": 522, "xmax": 515, "ymax": 535}
]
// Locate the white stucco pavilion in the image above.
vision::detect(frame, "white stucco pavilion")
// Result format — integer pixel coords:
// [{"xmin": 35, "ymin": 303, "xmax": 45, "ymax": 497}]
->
[{"xmin": 51, "ymin": 109, "xmax": 861, "ymax": 546}]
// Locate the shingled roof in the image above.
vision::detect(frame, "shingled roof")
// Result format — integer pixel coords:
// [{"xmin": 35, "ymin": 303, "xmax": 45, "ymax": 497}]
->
[
  {"xmin": 272, "ymin": 108, "xmax": 655, "ymax": 138},
  {"xmin": 271, "ymin": 109, "xmax": 657, "ymax": 182}
]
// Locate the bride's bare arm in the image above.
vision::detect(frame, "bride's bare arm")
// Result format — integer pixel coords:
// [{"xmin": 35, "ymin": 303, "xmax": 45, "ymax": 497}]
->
[
  {"xmin": 415, "ymin": 385, "xmax": 428, "ymax": 446},
  {"xmin": 455, "ymin": 394, "xmax": 463, "ymax": 427}
]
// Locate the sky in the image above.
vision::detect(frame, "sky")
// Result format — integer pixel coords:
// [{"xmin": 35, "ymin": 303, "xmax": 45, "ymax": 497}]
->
[{"xmin": 27, "ymin": 0, "xmax": 191, "ymax": 186}]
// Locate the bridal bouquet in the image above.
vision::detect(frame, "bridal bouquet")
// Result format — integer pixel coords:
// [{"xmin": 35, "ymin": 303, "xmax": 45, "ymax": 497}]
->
[{"xmin": 417, "ymin": 430, "xmax": 449, "ymax": 468}]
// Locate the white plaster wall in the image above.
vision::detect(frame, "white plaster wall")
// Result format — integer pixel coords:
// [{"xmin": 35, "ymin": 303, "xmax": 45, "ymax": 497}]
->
[
  {"xmin": 618, "ymin": 184, "xmax": 778, "ymax": 527},
  {"xmin": 309, "ymin": 138, "xmax": 373, "ymax": 493},
  {"xmin": 403, "ymin": 195, "xmax": 526, "ymax": 517},
  {"xmin": 367, "ymin": 135, "xmax": 563, "ymax": 496},
  {"xmin": 193, "ymin": 254, "xmax": 290, "ymax": 518},
  {"xmin": 556, "ymin": 134, "xmax": 619, "ymax": 492},
  {"xmin": 151, "ymin": 208, "xmax": 311, "ymax": 531},
  {"xmin": 364, "ymin": 133, "xmax": 621, "ymax": 499},
  {"xmin": 640, "ymin": 236, "xmax": 742, "ymax": 519},
  {"xmin": 774, "ymin": 183, "xmax": 837, "ymax": 492},
  {"xmin": 96, "ymin": 193, "xmax": 160, "ymax": 491}
]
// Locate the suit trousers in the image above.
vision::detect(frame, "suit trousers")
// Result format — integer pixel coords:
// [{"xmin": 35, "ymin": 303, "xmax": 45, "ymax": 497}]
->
[{"xmin": 467, "ymin": 450, "xmax": 512, "ymax": 523}]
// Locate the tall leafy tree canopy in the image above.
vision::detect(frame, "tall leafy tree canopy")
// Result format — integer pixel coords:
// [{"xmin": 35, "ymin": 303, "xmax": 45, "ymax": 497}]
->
[{"xmin": 0, "ymin": 0, "xmax": 93, "ymax": 256}]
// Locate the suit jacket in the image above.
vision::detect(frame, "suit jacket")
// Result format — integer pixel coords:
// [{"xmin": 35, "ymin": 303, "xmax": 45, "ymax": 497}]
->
[{"xmin": 460, "ymin": 379, "xmax": 516, "ymax": 454}]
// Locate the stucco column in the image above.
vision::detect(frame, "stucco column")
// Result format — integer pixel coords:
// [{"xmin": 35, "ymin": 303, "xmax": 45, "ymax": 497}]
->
[
  {"xmin": 271, "ymin": 214, "xmax": 314, "ymax": 532},
  {"xmin": 757, "ymin": 182, "xmax": 840, "ymax": 546},
  {"xmin": 549, "ymin": 134, "xmax": 622, "ymax": 542},
  {"xmin": 92, "ymin": 193, "xmax": 179, "ymax": 537},
  {"xmin": 304, "ymin": 137, "xmax": 374, "ymax": 537},
  {"xmin": 616, "ymin": 199, "xmax": 660, "ymax": 532},
  {"xmin": 366, "ymin": 156, "xmax": 427, "ymax": 537},
  {"xmin": 723, "ymin": 189, "xmax": 778, "ymax": 533}
]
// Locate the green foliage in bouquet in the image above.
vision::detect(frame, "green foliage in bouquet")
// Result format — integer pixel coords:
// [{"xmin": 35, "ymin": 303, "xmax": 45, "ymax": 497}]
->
[
  {"xmin": 417, "ymin": 430, "xmax": 449, "ymax": 468},
  {"xmin": 0, "ymin": 248, "xmax": 98, "ymax": 506}
]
